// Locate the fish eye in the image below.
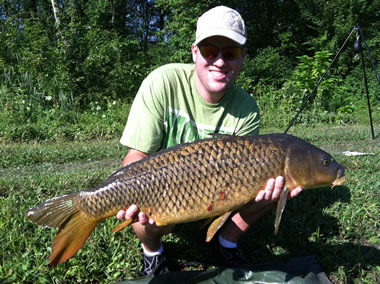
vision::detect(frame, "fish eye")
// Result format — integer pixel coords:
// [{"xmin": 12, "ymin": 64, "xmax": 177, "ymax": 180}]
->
[{"xmin": 322, "ymin": 157, "xmax": 331, "ymax": 166}]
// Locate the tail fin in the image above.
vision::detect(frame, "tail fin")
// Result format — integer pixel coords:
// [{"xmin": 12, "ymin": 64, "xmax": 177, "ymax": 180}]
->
[{"xmin": 26, "ymin": 192, "xmax": 98, "ymax": 266}]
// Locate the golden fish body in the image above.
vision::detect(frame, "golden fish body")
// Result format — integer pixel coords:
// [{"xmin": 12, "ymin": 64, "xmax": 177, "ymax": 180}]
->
[{"xmin": 26, "ymin": 134, "xmax": 345, "ymax": 266}]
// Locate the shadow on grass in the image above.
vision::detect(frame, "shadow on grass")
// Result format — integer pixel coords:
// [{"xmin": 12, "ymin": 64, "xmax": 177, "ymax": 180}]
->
[{"xmin": 160, "ymin": 185, "xmax": 379, "ymax": 281}]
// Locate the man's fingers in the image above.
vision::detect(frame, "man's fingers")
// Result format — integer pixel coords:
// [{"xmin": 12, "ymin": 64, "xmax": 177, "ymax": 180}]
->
[
  {"xmin": 289, "ymin": 187, "xmax": 303, "ymax": 198},
  {"xmin": 125, "ymin": 204, "xmax": 138, "ymax": 220},
  {"xmin": 255, "ymin": 189, "xmax": 266, "ymax": 202},
  {"xmin": 138, "ymin": 211, "xmax": 149, "ymax": 224},
  {"xmin": 116, "ymin": 210, "xmax": 126, "ymax": 220},
  {"xmin": 272, "ymin": 176, "xmax": 284, "ymax": 200},
  {"xmin": 255, "ymin": 176, "xmax": 287, "ymax": 203},
  {"xmin": 116, "ymin": 204, "xmax": 156, "ymax": 226},
  {"xmin": 264, "ymin": 178, "xmax": 275, "ymax": 200}
]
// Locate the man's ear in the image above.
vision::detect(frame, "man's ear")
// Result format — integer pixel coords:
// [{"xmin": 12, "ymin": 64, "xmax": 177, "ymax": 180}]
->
[
  {"xmin": 242, "ymin": 47, "xmax": 248, "ymax": 59},
  {"xmin": 191, "ymin": 44, "xmax": 197, "ymax": 63}
]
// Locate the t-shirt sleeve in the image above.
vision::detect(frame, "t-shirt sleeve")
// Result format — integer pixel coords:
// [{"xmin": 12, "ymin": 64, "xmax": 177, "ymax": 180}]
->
[{"xmin": 120, "ymin": 70, "xmax": 167, "ymax": 154}]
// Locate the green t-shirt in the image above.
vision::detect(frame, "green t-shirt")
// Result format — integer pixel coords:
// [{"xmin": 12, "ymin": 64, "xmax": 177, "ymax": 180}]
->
[{"xmin": 120, "ymin": 63, "xmax": 260, "ymax": 154}]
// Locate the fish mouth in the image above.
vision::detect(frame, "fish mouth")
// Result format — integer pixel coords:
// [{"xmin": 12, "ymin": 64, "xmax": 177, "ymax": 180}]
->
[{"xmin": 332, "ymin": 167, "xmax": 346, "ymax": 188}]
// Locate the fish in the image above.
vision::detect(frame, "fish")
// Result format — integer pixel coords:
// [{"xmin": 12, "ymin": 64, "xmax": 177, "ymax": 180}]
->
[{"xmin": 26, "ymin": 133, "xmax": 345, "ymax": 266}]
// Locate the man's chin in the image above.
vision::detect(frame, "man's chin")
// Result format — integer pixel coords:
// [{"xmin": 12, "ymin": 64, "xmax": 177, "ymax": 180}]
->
[{"xmin": 208, "ymin": 81, "xmax": 230, "ymax": 93}]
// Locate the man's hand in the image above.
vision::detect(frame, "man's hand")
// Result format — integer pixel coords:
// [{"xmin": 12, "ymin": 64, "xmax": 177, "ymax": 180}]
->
[
  {"xmin": 116, "ymin": 204, "xmax": 156, "ymax": 225},
  {"xmin": 255, "ymin": 176, "xmax": 303, "ymax": 203}
]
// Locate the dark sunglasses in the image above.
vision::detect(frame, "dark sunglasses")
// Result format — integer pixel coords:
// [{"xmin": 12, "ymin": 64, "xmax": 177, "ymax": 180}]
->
[{"xmin": 198, "ymin": 45, "xmax": 244, "ymax": 61}]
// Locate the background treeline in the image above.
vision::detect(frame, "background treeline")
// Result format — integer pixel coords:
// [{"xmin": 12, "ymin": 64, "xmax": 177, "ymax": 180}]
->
[{"xmin": 0, "ymin": 0, "xmax": 379, "ymax": 141}]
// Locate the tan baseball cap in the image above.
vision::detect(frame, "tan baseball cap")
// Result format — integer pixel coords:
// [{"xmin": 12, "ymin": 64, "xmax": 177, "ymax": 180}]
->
[{"xmin": 194, "ymin": 6, "xmax": 247, "ymax": 46}]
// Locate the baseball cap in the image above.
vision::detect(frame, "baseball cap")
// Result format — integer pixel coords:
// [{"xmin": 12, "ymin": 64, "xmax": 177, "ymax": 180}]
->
[{"xmin": 194, "ymin": 6, "xmax": 247, "ymax": 46}]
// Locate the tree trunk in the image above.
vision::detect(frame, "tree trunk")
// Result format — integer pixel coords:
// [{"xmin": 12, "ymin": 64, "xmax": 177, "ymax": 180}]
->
[{"xmin": 50, "ymin": 0, "xmax": 60, "ymax": 25}]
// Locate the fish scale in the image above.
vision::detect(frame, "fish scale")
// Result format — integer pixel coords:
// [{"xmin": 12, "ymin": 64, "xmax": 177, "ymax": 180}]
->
[{"xmin": 26, "ymin": 133, "xmax": 345, "ymax": 266}]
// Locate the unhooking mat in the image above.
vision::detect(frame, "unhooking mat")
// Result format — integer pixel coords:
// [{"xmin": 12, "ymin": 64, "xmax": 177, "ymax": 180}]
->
[{"xmin": 119, "ymin": 255, "xmax": 331, "ymax": 284}]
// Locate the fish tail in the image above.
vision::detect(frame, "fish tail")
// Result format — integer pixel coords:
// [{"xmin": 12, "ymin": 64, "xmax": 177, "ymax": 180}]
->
[
  {"xmin": 50, "ymin": 209, "xmax": 97, "ymax": 266},
  {"xmin": 26, "ymin": 192, "xmax": 99, "ymax": 266}
]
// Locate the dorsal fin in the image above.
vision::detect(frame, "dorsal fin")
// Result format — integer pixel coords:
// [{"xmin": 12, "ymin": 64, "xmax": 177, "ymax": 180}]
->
[{"xmin": 208, "ymin": 133, "xmax": 235, "ymax": 138}]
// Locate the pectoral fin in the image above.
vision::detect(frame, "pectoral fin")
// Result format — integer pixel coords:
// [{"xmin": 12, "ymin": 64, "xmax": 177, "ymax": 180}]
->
[
  {"xmin": 112, "ymin": 218, "xmax": 133, "ymax": 233},
  {"xmin": 206, "ymin": 211, "xmax": 232, "ymax": 242},
  {"xmin": 200, "ymin": 217, "xmax": 214, "ymax": 229},
  {"xmin": 274, "ymin": 186, "xmax": 289, "ymax": 235}
]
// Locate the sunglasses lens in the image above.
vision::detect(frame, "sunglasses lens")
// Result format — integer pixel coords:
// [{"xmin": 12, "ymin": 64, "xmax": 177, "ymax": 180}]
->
[
  {"xmin": 199, "ymin": 45, "xmax": 242, "ymax": 61},
  {"xmin": 222, "ymin": 47, "xmax": 242, "ymax": 60},
  {"xmin": 199, "ymin": 45, "xmax": 219, "ymax": 60}
]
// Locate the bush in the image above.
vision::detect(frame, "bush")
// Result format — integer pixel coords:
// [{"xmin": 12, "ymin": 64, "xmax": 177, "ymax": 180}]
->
[
  {"xmin": 0, "ymin": 83, "xmax": 130, "ymax": 142},
  {"xmin": 237, "ymin": 47, "xmax": 292, "ymax": 95}
]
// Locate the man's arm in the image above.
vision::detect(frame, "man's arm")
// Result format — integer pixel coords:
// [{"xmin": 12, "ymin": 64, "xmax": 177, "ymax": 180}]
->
[{"xmin": 122, "ymin": 148, "xmax": 149, "ymax": 167}]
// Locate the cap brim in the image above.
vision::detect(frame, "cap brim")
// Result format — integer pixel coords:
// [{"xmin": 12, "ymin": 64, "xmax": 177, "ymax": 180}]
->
[{"xmin": 194, "ymin": 28, "xmax": 246, "ymax": 46}]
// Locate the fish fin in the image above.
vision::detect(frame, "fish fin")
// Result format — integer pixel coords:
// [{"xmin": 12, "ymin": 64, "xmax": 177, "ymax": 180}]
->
[
  {"xmin": 51, "ymin": 211, "xmax": 98, "ymax": 266},
  {"xmin": 26, "ymin": 192, "xmax": 81, "ymax": 228},
  {"xmin": 26, "ymin": 192, "xmax": 98, "ymax": 266},
  {"xmin": 112, "ymin": 218, "xmax": 133, "ymax": 233},
  {"xmin": 208, "ymin": 133, "xmax": 235, "ymax": 138},
  {"xmin": 206, "ymin": 211, "xmax": 232, "ymax": 242},
  {"xmin": 274, "ymin": 186, "xmax": 289, "ymax": 235},
  {"xmin": 200, "ymin": 217, "xmax": 214, "ymax": 229},
  {"xmin": 154, "ymin": 220, "xmax": 168, "ymax": 226}
]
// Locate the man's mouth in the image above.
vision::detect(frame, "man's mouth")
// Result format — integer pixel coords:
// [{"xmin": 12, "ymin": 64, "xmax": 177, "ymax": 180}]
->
[{"xmin": 210, "ymin": 69, "xmax": 228, "ymax": 80}]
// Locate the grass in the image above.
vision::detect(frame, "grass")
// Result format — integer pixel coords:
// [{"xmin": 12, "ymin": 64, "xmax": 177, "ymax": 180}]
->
[{"xmin": 0, "ymin": 124, "xmax": 379, "ymax": 283}]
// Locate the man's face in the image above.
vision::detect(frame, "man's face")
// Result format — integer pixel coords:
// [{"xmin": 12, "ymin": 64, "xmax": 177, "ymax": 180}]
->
[{"xmin": 192, "ymin": 36, "xmax": 247, "ymax": 102}]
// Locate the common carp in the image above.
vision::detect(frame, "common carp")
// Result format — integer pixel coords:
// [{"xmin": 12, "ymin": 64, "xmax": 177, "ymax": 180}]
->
[{"xmin": 26, "ymin": 133, "xmax": 345, "ymax": 266}]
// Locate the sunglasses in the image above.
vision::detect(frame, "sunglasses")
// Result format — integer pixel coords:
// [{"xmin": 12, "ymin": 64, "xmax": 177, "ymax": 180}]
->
[{"xmin": 198, "ymin": 45, "xmax": 244, "ymax": 61}]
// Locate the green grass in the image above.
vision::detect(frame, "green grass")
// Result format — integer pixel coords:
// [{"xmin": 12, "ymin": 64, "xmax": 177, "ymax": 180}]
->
[{"xmin": 1, "ymin": 125, "xmax": 379, "ymax": 283}]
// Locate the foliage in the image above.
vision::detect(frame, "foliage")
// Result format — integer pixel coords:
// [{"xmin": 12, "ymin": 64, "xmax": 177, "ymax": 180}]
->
[
  {"xmin": 1, "ymin": 0, "xmax": 379, "ymax": 142},
  {"xmin": 285, "ymin": 51, "xmax": 346, "ymax": 112},
  {"xmin": 256, "ymin": 48, "xmax": 379, "ymax": 129},
  {"xmin": 155, "ymin": 0, "xmax": 208, "ymax": 63},
  {"xmin": 0, "ymin": 77, "xmax": 130, "ymax": 142},
  {"xmin": 237, "ymin": 47, "xmax": 292, "ymax": 94}
]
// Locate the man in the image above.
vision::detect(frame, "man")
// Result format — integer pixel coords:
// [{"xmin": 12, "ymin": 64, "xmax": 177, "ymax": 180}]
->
[{"xmin": 117, "ymin": 6, "xmax": 302, "ymax": 276}]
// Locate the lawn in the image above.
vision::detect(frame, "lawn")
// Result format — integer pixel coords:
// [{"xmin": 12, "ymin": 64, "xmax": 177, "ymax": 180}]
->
[{"xmin": 0, "ymin": 124, "xmax": 379, "ymax": 283}]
